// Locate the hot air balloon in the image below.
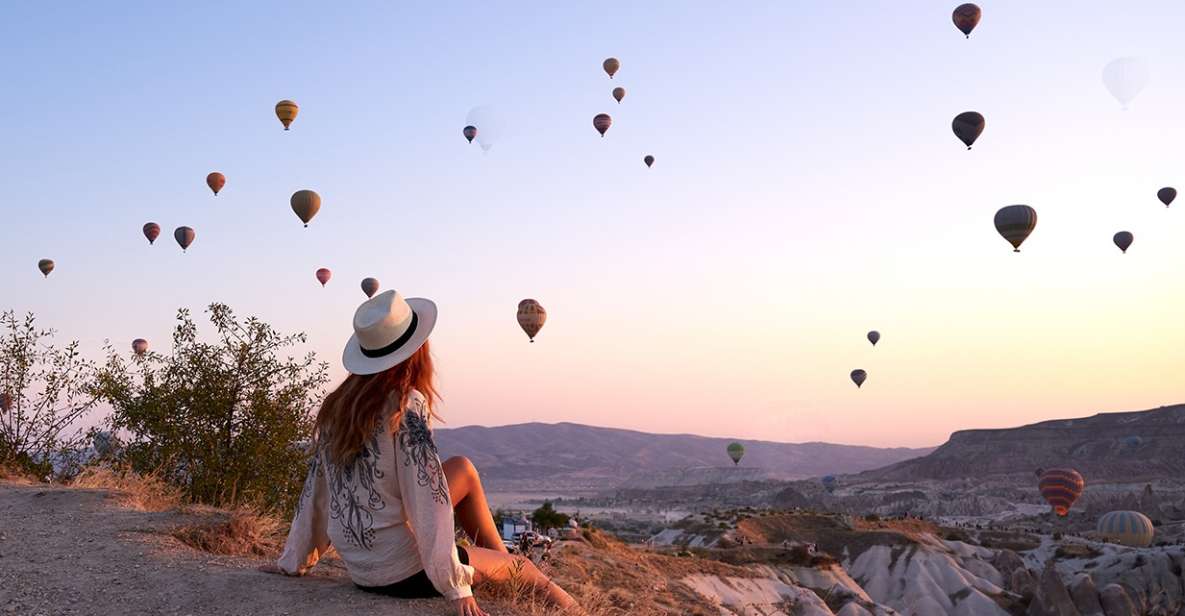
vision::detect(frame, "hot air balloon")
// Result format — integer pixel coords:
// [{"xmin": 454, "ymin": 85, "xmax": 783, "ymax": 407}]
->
[
  {"xmin": 206, "ymin": 172, "xmax": 226, "ymax": 195},
  {"xmin": 643, "ymin": 155, "xmax": 654, "ymax": 168},
  {"xmin": 143, "ymin": 222, "xmax": 161, "ymax": 245},
  {"xmin": 867, "ymin": 331, "xmax": 880, "ymax": 346},
  {"xmin": 463, "ymin": 125, "xmax": 477, "ymax": 144},
  {"xmin": 1113, "ymin": 231, "xmax": 1134, "ymax": 254},
  {"xmin": 275, "ymin": 100, "xmax": 299, "ymax": 130},
  {"xmin": 593, "ymin": 113, "xmax": 612, "ymax": 137},
  {"xmin": 603, "ymin": 57, "xmax": 620, "ymax": 79},
  {"xmin": 291, "ymin": 190, "xmax": 321, "ymax": 227},
  {"xmin": 361, "ymin": 277, "xmax": 380, "ymax": 298},
  {"xmin": 1097, "ymin": 511, "xmax": 1154, "ymax": 547},
  {"xmin": 517, "ymin": 299, "xmax": 547, "ymax": 343},
  {"xmin": 952, "ymin": 3, "xmax": 981, "ymax": 37},
  {"xmin": 466, "ymin": 106, "xmax": 506, "ymax": 153},
  {"xmin": 1102, "ymin": 58, "xmax": 1150, "ymax": 110},
  {"xmin": 952, "ymin": 112, "xmax": 985, "ymax": 149},
  {"xmin": 850, "ymin": 369, "xmax": 867, "ymax": 388},
  {"xmin": 612, "ymin": 87, "xmax": 625, "ymax": 103},
  {"xmin": 1039, "ymin": 468, "xmax": 1085, "ymax": 517},
  {"xmin": 132, "ymin": 339, "xmax": 148, "ymax": 356},
  {"xmin": 37, "ymin": 259, "xmax": 54, "ymax": 277},
  {"xmin": 174, "ymin": 226, "xmax": 195, "ymax": 252},
  {"xmin": 1157, "ymin": 187, "xmax": 1176, "ymax": 208},
  {"xmin": 994, "ymin": 205, "xmax": 1037, "ymax": 252},
  {"xmin": 315, "ymin": 268, "xmax": 332, "ymax": 287},
  {"xmin": 726, "ymin": 442, "xmax": 745, "ymax": 465},
  {"xmin": 822, "ymin": 475, "xmax": 838, "ymax": 493},
  {"xmin": 0, "ymin": 392, "xmax": 10, "ymax": 412}
]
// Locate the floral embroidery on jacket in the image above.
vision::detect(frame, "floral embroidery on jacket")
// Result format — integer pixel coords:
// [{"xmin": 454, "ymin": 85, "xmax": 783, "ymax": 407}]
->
[
  {"xmin": 398, "ymin": 398, "xmax": 449, "ymax": 505},
  {"xmin": 324, "ymin": 429, "xmax": 387, "ymax": 549},
  {"xmin": 295, "ymin": 454, "xmax": 321, "ymax": 517}
]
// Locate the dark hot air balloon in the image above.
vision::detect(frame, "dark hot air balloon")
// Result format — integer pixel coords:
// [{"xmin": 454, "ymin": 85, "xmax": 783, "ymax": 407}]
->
[
  {"xmin": 174, "ymin": 226, "xmax": 195, "ymax": 252},
  {"xmin": 361, "ymin": 277, "xmax": 380, "ymax": 298},
  {"xmin": 593, "ymin": 114, "xmax": 612, "ymax": 137},
  {"xmin": 291, "ymin": 190, "xmax": 321, "ymax": 227},
  {"xmin": 612, "ymin": 87, "xmax": 625, "ymax": 103},
  {"xmin": 643, "ymin": 155, "xmax": 654, "ymax": 168},
  {"xmin": 38, "ymin": 259, "xmax": 54, "ymax": 277},
  {"xmin": 867, "ymin": 331, "xmax": 880, "ymax": 346},
  {"xmin": 463, "ymin": 125, "xmax": 477, "ymax": 144},
  {"xmin": 603, "ymin": 57, "xmax": 620, "ymax": 79},
  {"xmin": 952, "ymin": 4, "xmax": 981, "ymax": 38},
  {"xmin": 517, "ymin": 299, "xmax": 547, "ymax": 342},
  {"xmin": 1157, "ymin": 187, "xmax": 1176, "ymax": 207},
  {"xmin": 1113, "ymin": 231, "xmax": 1133, "ymax": 253},
  {"xmin": 143, "ymin": 222, "xmax": 161, "ymax": 245},
  {"xmin": 206, "ymin": 172, "xmax": 226, "ymax": 195},
  {"xmin": 994, "ymin": 205, "xmax": 1037, "ymax": 252},
  {"xmin": 952, "ymin": 112, "xmax": 985, "ymax": 149},
  {"xmin": 132, "ymin": 339, "xmax": 148, "ymax": 356},
  {"xmin": 315, "ymin": 268, "xmax": 332, "ymax": 287},
  {"xmin": 275, "ymin": 100, "xmax": 299, "ymax": 130},
  {"xmin": 727, "ymin": 442, "xmax": 745, "ymax": 465},
  {"xmin": 1039, "ymin": 468, "xmax": 1084, "ymax": 516},
  {"xmin": 850, "ymin": 369, "xmax": 867, "ymax": 388}
]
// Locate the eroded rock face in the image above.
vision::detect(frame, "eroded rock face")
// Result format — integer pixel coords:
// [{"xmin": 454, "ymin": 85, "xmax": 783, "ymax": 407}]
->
[
  {"xmin": 1097, "ymin": 584, "xmax": 1138, "ymax": 616},
  {"xmin": 1068, "ymin": 574, "xmax": 1103, "ymax": 616},
  {"xmin": 1027, "ymin": 560, "xmax": 1080, "ymax": 616}
]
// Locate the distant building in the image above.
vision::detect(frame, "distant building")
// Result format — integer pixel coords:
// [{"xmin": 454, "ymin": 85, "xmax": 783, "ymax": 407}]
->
[{"xmin": 502, "ymin": 514, "xmax": 531, "ymax": 541}]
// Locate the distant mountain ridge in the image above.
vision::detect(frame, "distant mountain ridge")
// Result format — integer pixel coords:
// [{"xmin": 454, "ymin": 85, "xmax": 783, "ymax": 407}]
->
[
  {"xmin": 864, "ymin": 404, "xmax": 1185, "ymax": 483},
  {"xmin": 434, "ymin": 421, "xmax": 933, "ymax": 490}
]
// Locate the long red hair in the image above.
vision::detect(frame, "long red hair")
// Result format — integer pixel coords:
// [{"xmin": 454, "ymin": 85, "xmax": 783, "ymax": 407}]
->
[{"xmin": 314, "ymin": 341, "xmax": 439, "ymax": 466}]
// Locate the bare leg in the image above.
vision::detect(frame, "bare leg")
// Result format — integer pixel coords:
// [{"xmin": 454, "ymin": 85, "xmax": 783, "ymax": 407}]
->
[
  {"xmin": 444, "ymin": 456, "xmax": 508, "ymax": 553},
  {"xmin": 466, "ymin": 546, "xmax": 579, "ymax": 611}
]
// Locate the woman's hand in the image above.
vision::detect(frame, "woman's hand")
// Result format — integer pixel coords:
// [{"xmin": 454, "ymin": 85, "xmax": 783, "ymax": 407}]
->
[{"xmin": 453, "ymin": 596, "xmax": 488, "ymax": 616}]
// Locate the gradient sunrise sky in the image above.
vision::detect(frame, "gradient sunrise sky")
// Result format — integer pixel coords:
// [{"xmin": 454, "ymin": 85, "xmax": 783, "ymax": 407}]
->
[{"xmin": 2, "ymin": 2, "xmax": 1184, "ymax": 448}]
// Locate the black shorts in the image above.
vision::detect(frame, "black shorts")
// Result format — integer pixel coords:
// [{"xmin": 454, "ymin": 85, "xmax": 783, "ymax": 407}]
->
[{"xmin": 355, "ymin": 546, "xmax": 470, "ymax": 599}]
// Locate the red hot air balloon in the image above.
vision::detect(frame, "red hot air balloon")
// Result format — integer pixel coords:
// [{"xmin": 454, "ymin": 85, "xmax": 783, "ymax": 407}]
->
[
  {"xmin": 593, "ymin": 113, "xmax": 612, "ymax": 137},
  {"xmin": 143, "ymin": 222, "xmax": 161, "ymax": 245},
  {"xmin": 463, "ymin": 125, "xmax": 477, "ymax": 144},
  {"xmin": 132, "ymin": 339, "xmax": 148, "ymax": 356},
  {"xmin": 361, "ymin": 277, "xmax": 380, "ymax": 298},
  {"xmin": 952, "ymin": 3, "xmax": 981, "ymax": 38},
  {"xmin": 315, "ymin": 268, "xmax": 332, "ymax": 287},
  {"xmin": 1039, "ymin": 468, "xmax": 1085, "ymax": 516},
  {"xmin": 206, "ymin": 172, "xmax": 226, "ymax": 195},
  {"xmin": 174, "ymin": 226, "xmax": 195, "ymax": 252}
]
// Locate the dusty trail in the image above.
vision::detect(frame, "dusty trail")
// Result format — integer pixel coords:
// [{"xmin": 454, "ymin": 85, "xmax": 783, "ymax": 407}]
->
[{"xmin": 0, "ymin": 481, "xmax": 486, "ymax": 616}]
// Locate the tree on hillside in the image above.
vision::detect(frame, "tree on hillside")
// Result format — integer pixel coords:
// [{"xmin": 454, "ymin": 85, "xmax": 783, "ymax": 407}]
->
[
  {"xmin": 93, "ymin": 304, "xmax": 328, "ymax": 512},
  {"xmin": 0, "ymin": 311, "xmax": 100, "ymax": 478},
  {"xmin": 530, "ymin": 501, "xmax": 570, "ymax": 533}
]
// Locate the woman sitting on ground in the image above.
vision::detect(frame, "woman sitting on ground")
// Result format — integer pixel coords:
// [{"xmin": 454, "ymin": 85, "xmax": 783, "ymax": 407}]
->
[{"xmin": 263, "ymin": 290, "xmax": 579, "ymax": 616}]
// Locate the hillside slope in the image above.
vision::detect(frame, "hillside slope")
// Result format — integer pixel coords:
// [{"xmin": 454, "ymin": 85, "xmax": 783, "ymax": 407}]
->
[
  {"xmin": 864, "ymin": 404, "xmax": 1185, "ymax": 482},
  {"xmin": 435, "ymin": 422, "xmax": 932, "ymax": 489}
]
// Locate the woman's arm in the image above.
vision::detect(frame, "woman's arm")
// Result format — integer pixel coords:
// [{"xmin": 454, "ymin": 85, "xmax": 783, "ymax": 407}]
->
[
  {"xmin": 396, "ymin": 398, "xmax": 475, "ymax": 600},
  {"xmin": 275, "ymin": 453, "xmax": 331, "ymax": 575}
]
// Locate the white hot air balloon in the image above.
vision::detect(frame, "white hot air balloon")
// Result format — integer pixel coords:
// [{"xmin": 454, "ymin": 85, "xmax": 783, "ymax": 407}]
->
[{"xmin": 1102, "ymin": 57, "xmax": 1150, "ymax": 110}]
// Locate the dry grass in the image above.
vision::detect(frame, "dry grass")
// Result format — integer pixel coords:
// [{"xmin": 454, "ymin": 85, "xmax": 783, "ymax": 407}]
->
[
  {"xmin": 0, "ymin": 463, "xmax": 39, "ymax": 484},
  {"xmin": 71, "ymin": 466, "xmax": 181, "ymax": 512},
  {"xmin": 172, "ymin": 506, "xmax": 286, "ymax": 557}
]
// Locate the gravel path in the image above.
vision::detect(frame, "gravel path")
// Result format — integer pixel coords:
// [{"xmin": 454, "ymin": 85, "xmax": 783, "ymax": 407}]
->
[{"xmin": 0, "ymin": 481, "xmax": 504, "ymax": 616}]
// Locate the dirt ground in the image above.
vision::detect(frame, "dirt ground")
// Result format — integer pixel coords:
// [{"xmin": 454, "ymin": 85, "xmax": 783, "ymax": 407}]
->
[{"xmin": 0, "ymin": 480, "xmax": 498, "ymax": 616}]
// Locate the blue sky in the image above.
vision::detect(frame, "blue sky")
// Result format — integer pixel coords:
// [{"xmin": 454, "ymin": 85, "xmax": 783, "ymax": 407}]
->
[{"xmin": 3, "ymin": 2, "xmax": 1184, "ymax": 447}]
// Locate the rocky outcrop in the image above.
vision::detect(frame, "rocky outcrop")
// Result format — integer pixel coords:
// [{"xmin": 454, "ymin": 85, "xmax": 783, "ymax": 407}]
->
[
  {"xmin": 1027, "ymin": 560, "xmax": 1080, "ymax": 616},
  {"xmin": 1067, "ymin": 574, "xmax": 1103, "ymax": 616},
  {"xmin": 1097, "ymin": 584, "xmax": 1138, "ymax": 616}
]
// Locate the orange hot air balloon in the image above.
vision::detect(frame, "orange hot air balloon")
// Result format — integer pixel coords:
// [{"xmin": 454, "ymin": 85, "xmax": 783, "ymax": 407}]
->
[
  {"xmin": 603, "ymin": 57, "xmax": 620, "ymax": 79},
  {"xmin": 643, "ymin": 155, "xmax": 654, "ymax": 168},
  {"xmin": 275, "ymin": 100, "xmax": 299, "ymax": 130},
  {"xmin": 206, "ymin": 172, "xmax": 226, "ymax": 195},
  {"xmin": 143, "ymin": 222, "xmax": 161, "ymax": 245},
  {"xmin": 1039, "ymin": 468, "xmax": 1085, "ymax": 516},
  {"xmin": 517, "ymin": 299, "xmax": 547, "ymax": 342},
  {"xmin": 612, "ymin": 87, "xmax": 626, "ymax": 103},
  {"xmin": 593, "ymin": 114, "xmax": 612, "ymax": 137},
  {"xmin": 463, "ymin": 125, "xmax": 477, "ymax": 143},
  {"xmin": 315, "ymin": 268, "xmax": 332, "ymax": 287},
  {"xmin": 361, "ymin": 277, "xmax": 380, "ymax": 298},
  {"xmin": 37, "ymin": 259, "xmax": 54, "ymax": 278},
  {"xmin": 290, "ymin": 190, "xmax": 321, "ymax": 227},
  {"xmin": 952, "ymin": 3, "xmax": 981, "ymax": 38},
  {"xmin": 132, "ymin": 339, "xmax": 148, "ymax": 356},
  {"xmin": 174, "ymin": 226, "xmax": 195, "ymax": 252}
]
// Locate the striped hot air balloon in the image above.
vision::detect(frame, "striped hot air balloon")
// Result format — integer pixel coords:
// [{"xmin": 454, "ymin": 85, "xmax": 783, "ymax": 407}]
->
[
  {"xmin": 206, "ymin": 172, "xmax": 226, "ymax": 195},
  {"xmin": 517, "ymin": 299, "xmax": 547, "ymax": 342},
  {"xmin": 275, "ymin": 100, "xmax": 299, "ymax": 130},
  {"xmin": 143, "ymin": 222, "xmax": 161, "ymax": 245},
  {"xmin": 994, "ymin": 205, "xmax": 1037, "ymax": 252},
  {"xmin": 1039, "ymin": 468, "xmax": 1085, "ymax": 516},
  {"xmin": 1096, "ymin": 511, "xmax": 1154, "ymax": 547},
  {"xmin": 593, "ymin": 113, "xmax": 612, "ymax": 137}
]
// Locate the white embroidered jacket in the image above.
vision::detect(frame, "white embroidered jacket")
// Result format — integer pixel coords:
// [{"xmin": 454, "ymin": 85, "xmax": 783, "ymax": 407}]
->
[{"xmin": 277, "ymin": 389, "xmax": 475, "ymax": 600}]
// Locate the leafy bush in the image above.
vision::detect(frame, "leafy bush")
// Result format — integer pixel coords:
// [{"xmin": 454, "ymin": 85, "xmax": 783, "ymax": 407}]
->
[
  {"xmin": 93, "ymin": 304, "xmax": 328, "ymax": 512},
  {"xmin": 531, "ymin": 501, "xmax": 571, "ymax": 532},
  {"xmin": 0, "ymin": 311, "xmax": 100, "ymax": 479}
]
